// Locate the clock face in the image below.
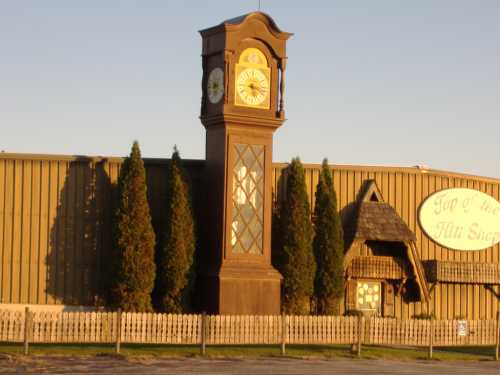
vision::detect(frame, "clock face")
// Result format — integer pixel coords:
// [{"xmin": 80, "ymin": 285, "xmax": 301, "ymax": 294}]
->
[
  {"xmin": 235, "ymin": 68, "xmax": 270, "ymax": 107},
  {"xmin": 207, "ymin": 67, "xmax": 224, "ymax": 104}
]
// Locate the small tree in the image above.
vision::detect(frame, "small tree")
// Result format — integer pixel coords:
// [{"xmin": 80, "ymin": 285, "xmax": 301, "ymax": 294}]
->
[
  {"xmin": 274, "ymin": 157, "xmax": 316, "ymax": 315},
  {"xmin": 110, "ymin": 141, "xmax": 156, "ymax": 312},
  {"xmin": 313, "ymin": 159, "xmax": 344, "ymax": 315},
  {"xmin": 155, "ymin": 147, "xmax": 196, "ymax": 313}
]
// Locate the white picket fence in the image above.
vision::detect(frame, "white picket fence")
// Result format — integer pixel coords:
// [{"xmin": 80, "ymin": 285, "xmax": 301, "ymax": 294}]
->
[
  {"xmin": 0, "ymin": 310, "xmax": 360, "ymax": 345},
  {"xmin": 1, "ymin": 310, "xmax": 499, "ymax": 359}
]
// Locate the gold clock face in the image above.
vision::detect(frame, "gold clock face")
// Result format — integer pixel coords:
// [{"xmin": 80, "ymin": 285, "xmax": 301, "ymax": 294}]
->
[
  {"xmin": 207, "ymin": 67, "xmax": 224, "ymax": 104},
  {"xmin": 235, "ymin": 67, "xmax": 270, "ymax": 108}
]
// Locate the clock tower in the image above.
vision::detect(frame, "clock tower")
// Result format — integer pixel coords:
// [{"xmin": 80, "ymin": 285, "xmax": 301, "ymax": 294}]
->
[{"xmin": 199, "ymin": 12, "xmax": 292, "ymax": 314}]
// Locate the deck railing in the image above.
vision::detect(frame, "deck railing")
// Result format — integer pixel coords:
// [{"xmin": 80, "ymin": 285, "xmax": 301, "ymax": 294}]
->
[
  {"xmin": 424, "ymin": 260, "xmax": 500, "ymax": 284},
  {"xmin": 347, "ymin": 256, "xmax": 408, "ymax": 280}
]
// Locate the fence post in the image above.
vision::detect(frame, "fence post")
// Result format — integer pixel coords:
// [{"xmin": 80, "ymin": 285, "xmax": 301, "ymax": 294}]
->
[
  {"xmin": 428, "ymin": 319, "xmax": 434, "ymax": 360},
  {"xmin": 23, "ymin": 307, "xmax": 30, "ymax": 356},
  {"xmin": 357, "ymin": 315, "xmax": 364, "ymax": 358},
  {"xmin": 281, "ymin": 312, "xmax": 286, "ymax": 356},
  {"xmin": 495, "ymin": 311, "xmax": 500, "ymax": 361},
  {"xmin": 200, "ymin": 312, "xmax": 207, "ymax": 356},
  {"xmin": 115, "ymin": 308, "xmax": 122, "ymax": 354}
]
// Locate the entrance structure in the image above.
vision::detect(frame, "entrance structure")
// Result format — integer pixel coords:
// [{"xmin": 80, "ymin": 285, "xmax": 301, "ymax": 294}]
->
[
  {"xmin": 198, "ymin": 13, "xmax": 292, "ymax": 314},
  {"xmin": 343, "ymin": 180, "xmax": 430, "ymax": 316}
]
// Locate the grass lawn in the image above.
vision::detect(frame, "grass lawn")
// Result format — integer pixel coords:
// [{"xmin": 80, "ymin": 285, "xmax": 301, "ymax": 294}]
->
[{"xmin": 0, "ymin": 342, "xmax": 497, "ymax": 361}]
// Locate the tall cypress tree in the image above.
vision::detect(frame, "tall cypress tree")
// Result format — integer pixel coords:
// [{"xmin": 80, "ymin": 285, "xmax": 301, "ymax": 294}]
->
[
  {"xmin": 275, "ymin": 157, "xmax": 316, "ymax": 315},
  {"xmin": 110, "ymin": 141, "xmax": 156, "ymax": 312},
  {"xmin": 313, "ymin": 159, "xmax": 345, "ymax": 315},
  {"xmin": 155, "ymin": 147, "xmax": 196, "ymax": 313}
]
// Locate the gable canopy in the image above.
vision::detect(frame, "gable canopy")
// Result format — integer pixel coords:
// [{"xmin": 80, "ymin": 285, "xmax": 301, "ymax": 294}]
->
[{"xmin": 345, "ymin": 180, "xmax": 430, "ymax": 302}]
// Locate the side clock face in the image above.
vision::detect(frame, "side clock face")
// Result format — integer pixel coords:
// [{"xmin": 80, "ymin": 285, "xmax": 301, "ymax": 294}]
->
[
  {"xmin": 236, "ymin": 68, "xmax": 270, "ymax": 107},
  {"xmin": 207, "ymin": 67, "xmax": 224, "ymax": 104}
]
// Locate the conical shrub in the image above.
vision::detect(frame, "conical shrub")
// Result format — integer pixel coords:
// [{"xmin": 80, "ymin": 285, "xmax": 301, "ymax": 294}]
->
[
  {"xmin": 155, "ymin": 147, "xmax": 196, "ymax": 313},
  {"xmin": 313, "ymin": 159, "xmax": 344, "ymax": 315},
  {"xmin": 274, "ymin": 157, "xmax": 316, "ymax": 315},
  {"xmin": 110, "ymin": 141, "xmax": 156, "ymax": 312}
]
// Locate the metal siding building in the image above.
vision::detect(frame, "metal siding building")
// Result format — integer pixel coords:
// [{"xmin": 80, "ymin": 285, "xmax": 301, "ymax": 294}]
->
[{"xmin": 1, "ymin": 153, "xmax": 499, "ymax": 318}]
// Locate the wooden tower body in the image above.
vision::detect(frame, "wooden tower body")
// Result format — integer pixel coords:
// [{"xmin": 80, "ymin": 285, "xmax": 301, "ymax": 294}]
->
[{"xmin": 199, "ymin": 12, "xmax": 292, "ymax": 314}]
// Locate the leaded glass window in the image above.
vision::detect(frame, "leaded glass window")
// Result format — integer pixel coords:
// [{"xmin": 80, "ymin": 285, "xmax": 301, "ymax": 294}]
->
[
  {"xmin": 231, "ymin": 143, "xmax": 264, "ymax": 254},
  {"xmin": 356, "ymin": 281, "xmax": 381, "ymax": 311}
]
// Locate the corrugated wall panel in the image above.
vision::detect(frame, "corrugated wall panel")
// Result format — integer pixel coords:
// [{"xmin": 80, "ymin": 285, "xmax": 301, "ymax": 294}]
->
[
  {"xmin": 3, "ymin": 160, "xmax": 14, "ymax": 302},
  {"xmin": 38, "ymin": 160, "xmax": 50, "ymax": 304},
  {"xmin": 20, "ymin": 160, "xmax": 31, "ymax": 304},
  {"xmin": 29, "ymin": 161, "xmax": 40, "ymax": 304}
]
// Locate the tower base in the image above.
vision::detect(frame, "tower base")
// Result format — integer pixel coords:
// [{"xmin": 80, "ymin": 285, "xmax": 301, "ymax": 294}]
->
[{"xmin": 200, "ymin": 265, "xmax": 282, "ymax": 315}]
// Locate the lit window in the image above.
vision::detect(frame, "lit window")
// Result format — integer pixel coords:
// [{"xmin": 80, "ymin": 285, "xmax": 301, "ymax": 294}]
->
[{"xmin": 357, "ymin": 281, "xmax": 381, "ymax": 311}]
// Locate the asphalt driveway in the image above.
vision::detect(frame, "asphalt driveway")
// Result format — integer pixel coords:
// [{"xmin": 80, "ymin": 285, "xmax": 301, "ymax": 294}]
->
[{"xmin": 1, "ymin": 356, "xmax": 500, "ymax": 375}]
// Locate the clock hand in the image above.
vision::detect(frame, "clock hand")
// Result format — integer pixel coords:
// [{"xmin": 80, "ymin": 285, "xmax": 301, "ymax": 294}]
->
[{"xmin": 247, "ymin": 83, "xmax": 265, "ymax": 94}]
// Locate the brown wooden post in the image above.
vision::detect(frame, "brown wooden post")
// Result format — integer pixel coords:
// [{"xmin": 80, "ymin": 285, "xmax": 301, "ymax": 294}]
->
[
  {"xmin": 357, "ymin": 315, "xmax": 363, "ymax": 358},
  {"xmin": 115, "ymin": 309, "xmax": 122, "ymax": 354},
  {"xmin": 495, "ymin": 311, "xmax": 500, "ymax": 361},
  {"xmin": 280, "ymin": 312, "xmax": 286, "ymax": 355},
  {"xmin": 201, "ymin": 312, "xmax": 207, "ymax": 356},
  {"xmin": 23, "ymin": 307, "xmax": 30, "ymax": 356},
  {"xmin": 279, "ymin": 58, "xmax": 287, "ymax": 116},
  {"xmin": 428, "ymin": 319, "xmax": 434, "ymax": 360}
]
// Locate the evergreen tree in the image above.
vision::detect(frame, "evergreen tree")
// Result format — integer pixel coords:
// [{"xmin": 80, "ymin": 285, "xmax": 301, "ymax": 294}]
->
[
  {"xmin": 313, "ymin": 159, "xmax": 345, "ymax": 315},
  {"xmin": 274, "ymin": 157, "xmax": 316, "ymax": 315},
  {"xmin": 110, "ymin": 141, "xmax": 156, "ymax": 312},
  {"xmin": 155, "ymin": 147, "xmax": 196, "ymax": 313}
]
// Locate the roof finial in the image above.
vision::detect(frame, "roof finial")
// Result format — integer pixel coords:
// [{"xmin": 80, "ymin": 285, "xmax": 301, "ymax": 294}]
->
[{"xmin": 258, "ymin": 0, "xmax": 261, "ymax": 11}]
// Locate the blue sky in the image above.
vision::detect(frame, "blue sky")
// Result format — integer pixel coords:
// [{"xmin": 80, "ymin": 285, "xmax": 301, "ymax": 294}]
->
[{"xmin": 1, "ymin": 1, "xmax": 499, "ymax": 178}]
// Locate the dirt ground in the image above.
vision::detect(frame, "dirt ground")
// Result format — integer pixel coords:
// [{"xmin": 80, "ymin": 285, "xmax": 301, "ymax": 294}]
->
[{"xmin": 1, "ymin": 355, "xmax": 500, "ymax": 375}]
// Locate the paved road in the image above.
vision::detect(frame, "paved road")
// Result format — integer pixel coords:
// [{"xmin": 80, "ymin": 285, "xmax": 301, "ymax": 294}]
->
[{"xmin": 1, "ymin": 356, "xmax": 500, "ymax": 374}]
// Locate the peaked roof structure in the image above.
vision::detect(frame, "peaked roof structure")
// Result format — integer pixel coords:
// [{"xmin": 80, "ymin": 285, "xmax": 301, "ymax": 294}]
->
[
  {"xmin": 344, "ymin": 180, "xmax": 430, "ymax": 301},
  {"xmin": 347, "ymin": 179, "xmax": 417, "ymax": 244},
  {"xmin": 358, "ymin": 179, "xmax": 385, "ymax": 203},
  {"xmin": 355, "ymin": 202, "xmax": 417, "ymax": 242}
]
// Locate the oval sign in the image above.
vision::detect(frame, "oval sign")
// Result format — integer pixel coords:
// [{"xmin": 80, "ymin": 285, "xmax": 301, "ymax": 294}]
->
[{"xmin": 419, "ymin": 188, "xmax": 500, "ymax": 251}]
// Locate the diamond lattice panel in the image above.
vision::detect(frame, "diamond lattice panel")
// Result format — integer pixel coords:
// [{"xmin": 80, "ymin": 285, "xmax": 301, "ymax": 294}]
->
[{"xmin": 231, "ymin": 143, "xmax": 264, "ymax": 254}]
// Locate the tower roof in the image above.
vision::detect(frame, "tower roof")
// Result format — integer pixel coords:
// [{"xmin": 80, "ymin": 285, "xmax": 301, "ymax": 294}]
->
[
  {"xmin": 200, "ymin": 11, "xmax": 292, "ymax": 40},
  {"xmin": 223, "ymin": 12, "xmax": 283, "ymax": 31}
]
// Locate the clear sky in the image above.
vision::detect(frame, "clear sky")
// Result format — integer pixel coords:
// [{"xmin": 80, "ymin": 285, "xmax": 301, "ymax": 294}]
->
[{"xmin": 1, "ymin": 1, "xmax": 499, "ymax": 178}]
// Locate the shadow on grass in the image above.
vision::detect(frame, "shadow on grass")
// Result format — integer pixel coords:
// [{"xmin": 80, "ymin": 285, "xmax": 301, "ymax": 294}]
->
[{"xmin": 433, "ymin": 346, "xmax": 495, "ymax": 360}]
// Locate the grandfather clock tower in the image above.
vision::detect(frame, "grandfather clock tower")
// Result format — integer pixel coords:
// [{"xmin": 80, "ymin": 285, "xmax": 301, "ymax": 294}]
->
[{"xmin": 199, "ymin": 12, "xmax": 292, "ymax": 314}]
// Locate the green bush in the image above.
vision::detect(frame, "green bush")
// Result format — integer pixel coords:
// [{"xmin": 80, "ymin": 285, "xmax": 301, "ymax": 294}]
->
[
  {"xmin": 154, "ymin": 147, "xmax": 196, "ymax": 313},
  {"xmin": 274, "ymin": 157, "xmax": 315, "ymax": 315},
  {"xmin": 313, "ymin": 159, "xmax": 344, "ymax": 315},
  {"xmin": 110, "ymin": 141, "xmax": 156, "ymax": 312}
]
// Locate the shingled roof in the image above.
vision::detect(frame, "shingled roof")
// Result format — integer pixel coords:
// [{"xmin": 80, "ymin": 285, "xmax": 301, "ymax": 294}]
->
[{"xmin": 354, "ymin": 202, "xmax": 417, "ymax": 242}]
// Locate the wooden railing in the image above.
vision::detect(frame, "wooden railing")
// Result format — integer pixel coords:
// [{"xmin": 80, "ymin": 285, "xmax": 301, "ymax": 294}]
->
[
  {"xmin": 347, "ymin": 256, "xmax": 408, "ymax": 280},
  {"xmin": 1, "ymin": 310, "xmax": 499, "ymax": 359},
  {"xmin": 424, "ymin": 260, "xmax": 500, "ymax": 284}
]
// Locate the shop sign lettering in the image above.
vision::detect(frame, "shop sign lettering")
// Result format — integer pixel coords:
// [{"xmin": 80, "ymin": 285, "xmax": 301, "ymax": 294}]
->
[{"xmin": 419, "ymin": 188, "xmax": 500, "ymax": 251}]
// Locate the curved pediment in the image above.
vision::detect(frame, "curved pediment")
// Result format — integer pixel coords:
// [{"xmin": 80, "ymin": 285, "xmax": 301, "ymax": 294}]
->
[
  {"xmin": 222, "ymin": 12, "xmax": 292, "ymax": 40},
  {"xmin": 200, "ymin": 12, "xmax": 292, "ymax": 42}
]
